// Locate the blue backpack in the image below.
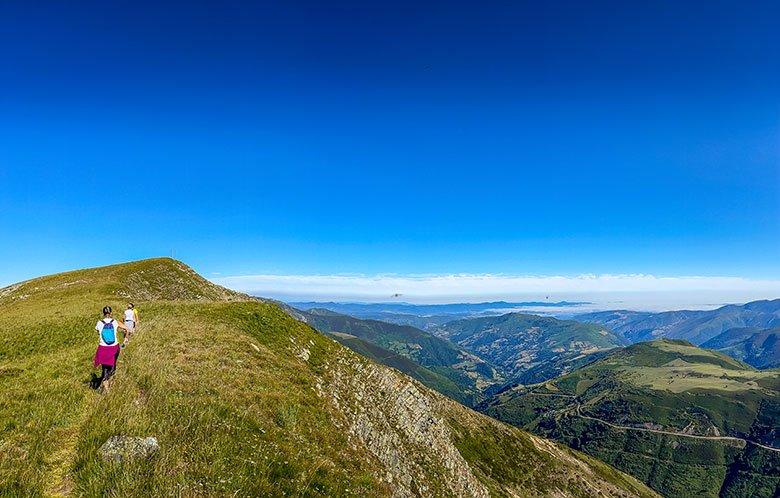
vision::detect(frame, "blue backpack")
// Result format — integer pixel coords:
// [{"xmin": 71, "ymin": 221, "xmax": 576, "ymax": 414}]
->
[{"xmin": 101, "ymin": 319, "xmax": 117, "ymax": 344}]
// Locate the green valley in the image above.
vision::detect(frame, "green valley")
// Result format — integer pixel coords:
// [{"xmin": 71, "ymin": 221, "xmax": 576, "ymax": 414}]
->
[
  {"xmin": 481, "ymin": 339, "xmax": 780, "ymax": 498},
  {"xmin": 436, "ymin": 313, "xmax": 625, "ymax": 385},
  {"xmin": 299, "ymin": 308, "xmax": 502, "ymax": 405}
]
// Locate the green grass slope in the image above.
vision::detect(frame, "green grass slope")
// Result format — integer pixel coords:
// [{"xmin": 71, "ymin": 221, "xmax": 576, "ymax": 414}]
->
[
  {"xmin": 437, "ymin": 313, "xmax": 625, "ymax": 384},
  {"xmin": 300, "ymin": 308, "xmax": 502, "ymax": 405},
  {"xmin": 481, "ymin": 339, "xmax": 780, "ymax": 498},
  {"xmin": 0, "ymin": 258, "xmax": 656, "ymax": 497}
]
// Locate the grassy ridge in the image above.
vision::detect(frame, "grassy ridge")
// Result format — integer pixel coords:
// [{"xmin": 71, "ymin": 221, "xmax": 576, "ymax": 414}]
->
[
  {"xmin": 0, "ymin": 268, "xmax": 383, "ymax": 495},
  {"xmin": 0, "ymin": 258, "xmax": 657, "ymax": 497}
]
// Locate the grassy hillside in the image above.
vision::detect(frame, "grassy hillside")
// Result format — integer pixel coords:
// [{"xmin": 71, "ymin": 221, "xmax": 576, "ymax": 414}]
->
[
  {"xmin": 437, "ymin": 313, "xmax": 625, "ymax": 385},
  {"xmin": 0, "ymin": 258, "xmax": 656, "ymax": 497},
  {"xmin": 481, "ymin": 339, "xmax": 780, "ymax": 498},
  {"xmin": 300, "ymin": 308, "xmax": 502, "ymax": 405},
  {"xmin": 702, "ymin": 327, "xmax": 780, "ymax": 369}
]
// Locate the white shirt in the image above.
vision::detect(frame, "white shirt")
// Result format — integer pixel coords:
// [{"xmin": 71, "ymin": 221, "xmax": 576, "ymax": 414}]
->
[
  {"xmin": 96, "ymin": 319, "xmax": 119, "ymax": 346},
  {"xmin": 124, "ymin": 309, "xmax": 135, "ymax": 322}
]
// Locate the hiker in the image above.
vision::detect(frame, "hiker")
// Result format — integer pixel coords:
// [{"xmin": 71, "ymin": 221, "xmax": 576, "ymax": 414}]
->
[
  {"xmin": 124, "ymin": 303, "xmax": 139, "ymax": 339},
  {"xmin": 93, "ymin": 306, "xmax": 129, "ymax": 390}
]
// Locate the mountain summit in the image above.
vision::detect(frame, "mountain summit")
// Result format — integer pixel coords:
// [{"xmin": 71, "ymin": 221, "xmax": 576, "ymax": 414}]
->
[{"xmin": 0, "ymin": 258, "xmax": 654, "ymax": 497}]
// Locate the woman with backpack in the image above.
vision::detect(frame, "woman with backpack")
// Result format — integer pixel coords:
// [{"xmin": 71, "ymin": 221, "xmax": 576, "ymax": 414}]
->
[{"xmin": 93, "ymin": 305, "xmax": 129, "ymax": 390}]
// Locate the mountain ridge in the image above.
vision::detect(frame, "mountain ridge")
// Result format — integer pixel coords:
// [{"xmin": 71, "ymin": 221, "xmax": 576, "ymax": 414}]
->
[
  {"xmin": 0, "ymin": 258, "xmax": 655, "ymax": 497},
  {"xmin": 702, "ymin": 327, "xmax": 780, "ymax": 369},
  {"xmin": 577, "ymin": 299, "xmax": 780, "ymax": 345}
]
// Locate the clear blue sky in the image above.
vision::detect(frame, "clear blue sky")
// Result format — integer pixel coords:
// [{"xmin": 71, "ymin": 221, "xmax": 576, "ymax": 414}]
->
[{"xmin": 1, "ymin": 1, "xmax": 778, "ymax": 287}]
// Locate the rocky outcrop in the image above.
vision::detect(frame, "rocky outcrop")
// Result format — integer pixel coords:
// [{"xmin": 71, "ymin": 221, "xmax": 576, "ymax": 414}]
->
[{"xmin": 323, "ymin": 350, "xmax": 489, "ymax": 498}]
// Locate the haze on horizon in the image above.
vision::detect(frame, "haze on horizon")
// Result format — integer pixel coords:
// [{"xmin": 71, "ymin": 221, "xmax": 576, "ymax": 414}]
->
[{"xmin": 212, "ymin": 272, "xmax": 780, "ymax": 312}]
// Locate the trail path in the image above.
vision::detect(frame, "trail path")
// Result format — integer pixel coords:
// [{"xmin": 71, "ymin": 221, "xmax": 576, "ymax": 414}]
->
[{"xmin": 46, "ymin": 323, "xmax": 142, "ymax": 495}]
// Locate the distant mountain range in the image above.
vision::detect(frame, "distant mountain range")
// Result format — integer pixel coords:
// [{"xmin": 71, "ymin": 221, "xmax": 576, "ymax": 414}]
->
[
  {"xmin": 481, "ymin": 339, "xmax": 780, "ymax": 498},
  {"xmin": 434, "ymin": 313, "xmax": 626, "ymax": 385},
  {"xmin": 702, "ymin": 327, "xmax": 780, "ymax": 369},
  {"xmin": 576, "ymin": 299, "xmax": 780, "ymax": 345},
  {"xmin": 292, "ymin": 300, "xmax": 590, "ymax": 315},
  {"xmin": 291, "ymin": 300, "xmax": 590, "ymax": 330}
]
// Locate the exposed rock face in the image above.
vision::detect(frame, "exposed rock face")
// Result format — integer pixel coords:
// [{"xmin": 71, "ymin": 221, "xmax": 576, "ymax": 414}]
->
[
  {"xmin": 324, "ymin": 350, "xmax": 489, "ymax": 498},
  {"xmin": 316, "ymin": 345, "xmax": 656, "ymax": 498},
  {"xmin": 99, "ymin": 436, "xmax": 159, "ymax": 463}
]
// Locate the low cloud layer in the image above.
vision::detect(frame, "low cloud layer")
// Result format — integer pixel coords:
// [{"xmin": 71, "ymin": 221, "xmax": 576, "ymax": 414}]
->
[{"xmin": 213, "ymin": 273, "xmax": 780, "ymax": 308}]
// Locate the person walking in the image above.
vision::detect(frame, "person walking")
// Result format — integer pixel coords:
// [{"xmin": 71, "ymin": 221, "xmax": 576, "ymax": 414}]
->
[
  {"xmin": 93, "ymin": 306, "xmax": 128, "ymax": 390},
  {"xmin": 124, "ymin": 303, "xmax": 139, "ymax": 339}
]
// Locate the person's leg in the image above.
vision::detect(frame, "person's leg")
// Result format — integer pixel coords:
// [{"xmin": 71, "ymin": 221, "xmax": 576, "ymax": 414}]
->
[
  {"xmin": 90, "ymin": 371, "xmax": 101, "ymax": 389},
  {"xmin": 95, "ymin": 364, "xmax": 110, "ymax": 388}
]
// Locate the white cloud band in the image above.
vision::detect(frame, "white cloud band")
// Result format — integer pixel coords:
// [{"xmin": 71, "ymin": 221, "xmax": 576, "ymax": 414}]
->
[{"xmin": 212, "ymin": 273, "xmax": 780, "ymax": 306}]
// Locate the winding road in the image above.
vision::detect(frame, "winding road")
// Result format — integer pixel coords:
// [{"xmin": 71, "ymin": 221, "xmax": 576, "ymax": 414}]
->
[
  {"xmin": 573, "ymin": 403, "xmax": 780, "ymax": 453},
  {"xmin": 521, "ymin": 392, "xmax": 780, "ymax": 453}
]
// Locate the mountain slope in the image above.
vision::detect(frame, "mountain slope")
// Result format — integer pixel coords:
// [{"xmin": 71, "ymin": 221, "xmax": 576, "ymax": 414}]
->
[
  {"xmin": 319, "ymin": 331, "xmax": 476, "ymax": 405},
  {"xmin": 577, "ymin": 300, "xmax": 780, "ymax": 345},
  {"xmin": 436, "ymin": 313, "xmax": 626, "ymax": 385},
  {"xmin": 481, "ymin": 340, "xmax": 780, "ymax": 498},
  {"xmin": 0, "ymin": 258, "xmax": 655, "ymax": 497},
  {"xmin": 702, "ymin": 327, "xmax": 780, "ymax": 369},
  {"xmin": 299, "ymin": 308, "xmax": 501, "ymax": 405}
]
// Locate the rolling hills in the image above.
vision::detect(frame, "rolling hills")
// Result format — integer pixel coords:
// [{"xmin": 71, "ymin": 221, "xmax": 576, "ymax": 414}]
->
[
  {"xmin": 435, "ymin": 313, "xmax": 626, "ymax": 385},
  {"xmin": 577, "ymin": 300, "xmax": 780, "ymax": 345},
  {"xmin": 297, "ymin": 308, "xmax": 503, "ymax": 405},
  {"xmin": 480, "ymin": 339, "xmax": 780, "ymax": 498},
  {"xmin": 0, "ymin": 258, "xmax": 655, "ymax": 497}
]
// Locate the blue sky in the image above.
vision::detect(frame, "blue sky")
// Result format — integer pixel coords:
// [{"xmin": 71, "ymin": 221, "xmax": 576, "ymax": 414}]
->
[{"xmin": 1, "ymin": 1, "xmax": 779, "ymax": 303}]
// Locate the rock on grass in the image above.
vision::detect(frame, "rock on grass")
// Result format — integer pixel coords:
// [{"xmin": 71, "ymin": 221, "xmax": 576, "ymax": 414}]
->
[{"xmin": 99, "ymin": 436, "xmax": 159, "ymax": 463}]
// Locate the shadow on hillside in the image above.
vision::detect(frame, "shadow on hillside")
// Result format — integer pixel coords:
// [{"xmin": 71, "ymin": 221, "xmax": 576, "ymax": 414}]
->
[{"xmin": 87, "ymin": 373, "xmax": 101, "ymax": 390}]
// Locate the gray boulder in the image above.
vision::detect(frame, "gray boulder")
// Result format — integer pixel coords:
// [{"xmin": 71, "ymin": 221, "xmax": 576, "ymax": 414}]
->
[{"xmin": 99, "ymin": 436, "xmax": 159, "ymax": 463}]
